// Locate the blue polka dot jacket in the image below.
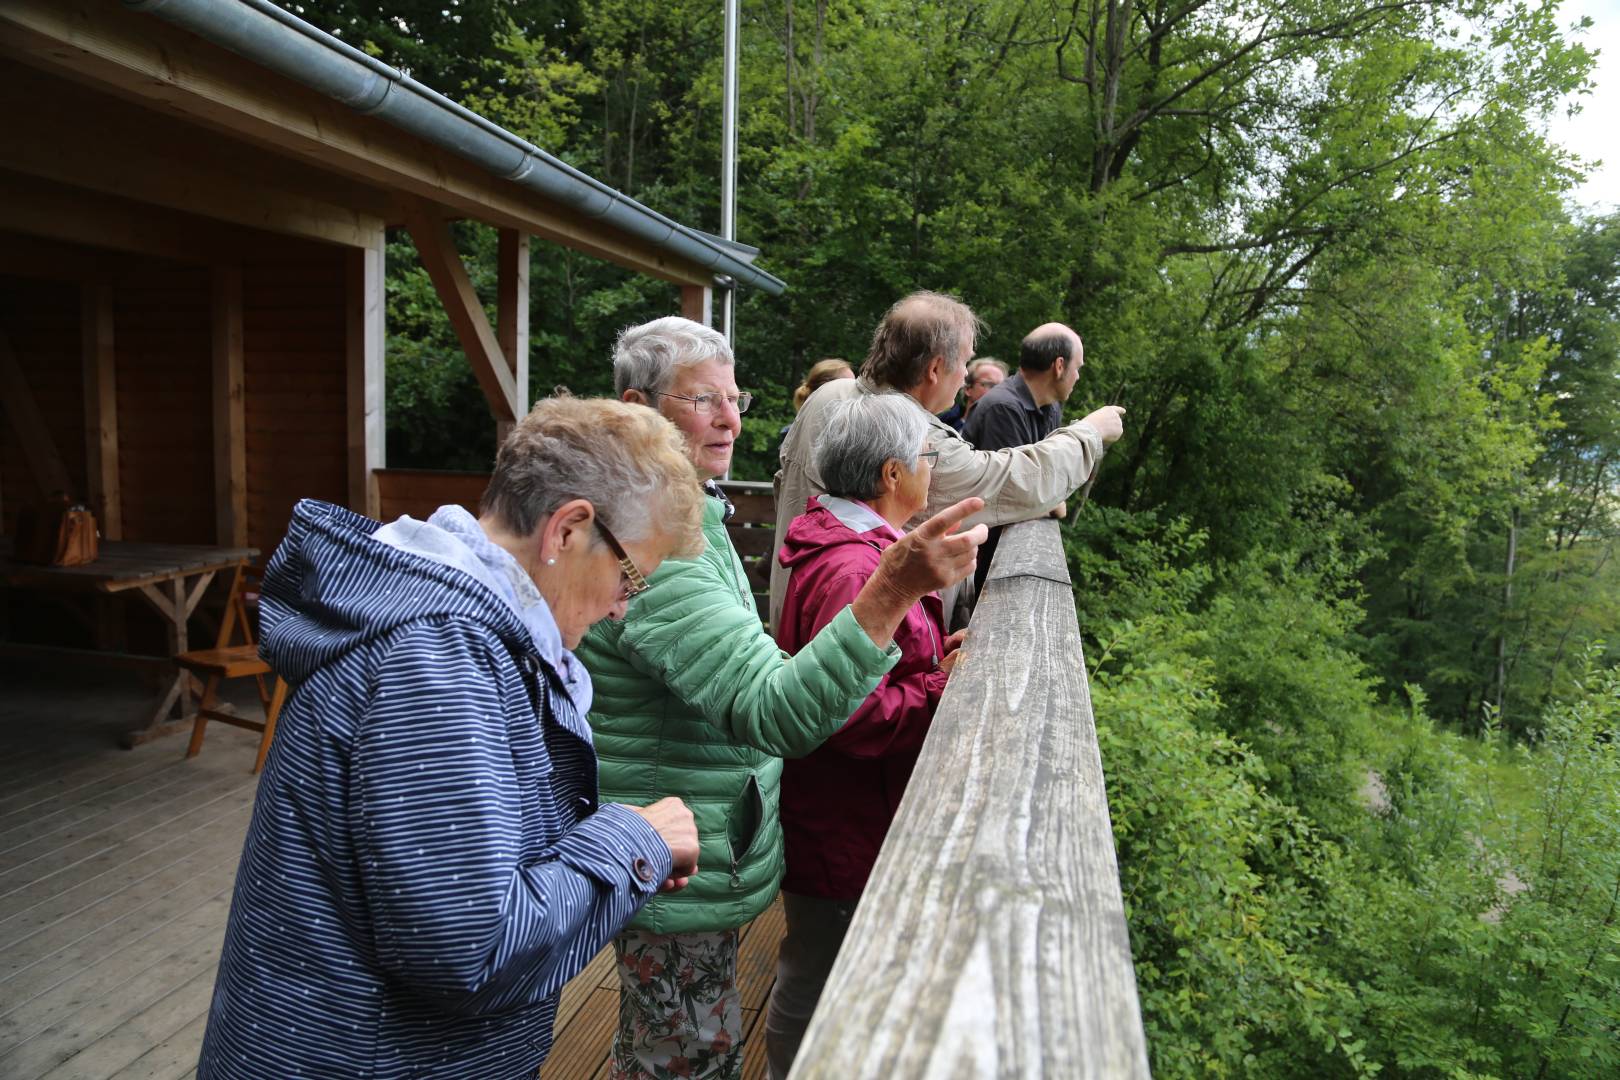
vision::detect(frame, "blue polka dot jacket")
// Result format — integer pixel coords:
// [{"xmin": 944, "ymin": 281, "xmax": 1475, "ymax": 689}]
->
[{"xmin": 197, "ymin": 500, "xmax": 671, "ymax": 1079}]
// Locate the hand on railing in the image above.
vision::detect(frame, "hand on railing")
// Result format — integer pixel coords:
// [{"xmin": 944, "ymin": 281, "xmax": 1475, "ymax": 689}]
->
[{"xmin": 938, "ymin": 629, "xmax": 968, "ymax": 678}]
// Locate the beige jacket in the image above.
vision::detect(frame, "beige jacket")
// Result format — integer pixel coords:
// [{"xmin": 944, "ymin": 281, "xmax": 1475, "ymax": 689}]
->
[{"xmin": 771, "ymin": 377, "xmax": 1105, "ymax": 629}]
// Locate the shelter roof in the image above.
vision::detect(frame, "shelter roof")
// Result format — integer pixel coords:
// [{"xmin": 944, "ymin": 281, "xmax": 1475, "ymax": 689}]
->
[{"xmin": 0, "ymin": 0, "xmax": 785, "ymax": 295}]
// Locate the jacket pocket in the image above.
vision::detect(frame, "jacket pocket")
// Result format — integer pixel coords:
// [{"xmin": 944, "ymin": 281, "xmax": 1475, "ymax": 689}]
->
[{"xmin": 726, "ymin": 774, "xmax": 765, "ymax": 889}]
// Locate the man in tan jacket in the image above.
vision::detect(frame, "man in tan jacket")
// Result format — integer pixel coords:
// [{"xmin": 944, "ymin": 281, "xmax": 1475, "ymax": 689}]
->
[{"xmin": 772, "ymin": 291, "xmax": 1125, "ymax": 630}]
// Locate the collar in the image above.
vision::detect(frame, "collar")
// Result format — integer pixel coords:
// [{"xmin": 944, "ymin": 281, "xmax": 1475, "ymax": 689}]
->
[
  {"xmin": 1005, "ymin": 371, "xmax": 1043, "ymax": 412},
  {"xmin": 702, "ymin": 479, "xmax": 736, "ymax": 522},
  {"xmin": 815, "ymin": 494, "xmax": 903, "ymax": 541}
]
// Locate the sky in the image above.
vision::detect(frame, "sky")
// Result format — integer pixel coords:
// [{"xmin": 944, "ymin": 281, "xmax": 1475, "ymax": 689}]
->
[{"xmin": 1547, "ymin": 0, "xmax": 1620, "ymax": 213}]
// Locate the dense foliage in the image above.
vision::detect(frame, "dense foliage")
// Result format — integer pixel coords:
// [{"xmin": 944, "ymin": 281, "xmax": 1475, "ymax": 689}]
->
[{"xmin": 287, "ymin": 0, "xmax": 1619, "ymax": 1072}]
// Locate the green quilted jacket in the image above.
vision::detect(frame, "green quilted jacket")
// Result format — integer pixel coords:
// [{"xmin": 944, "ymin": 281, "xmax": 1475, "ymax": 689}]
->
[{"xmin": 577, "ymin": 494, "xmax": 898, "ymax": 933}]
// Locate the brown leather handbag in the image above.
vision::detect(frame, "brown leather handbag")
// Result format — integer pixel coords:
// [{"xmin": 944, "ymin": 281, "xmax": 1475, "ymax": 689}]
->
[{"xmin": 14, "ymin": 494, "xmax": 100, "ymax": 567}]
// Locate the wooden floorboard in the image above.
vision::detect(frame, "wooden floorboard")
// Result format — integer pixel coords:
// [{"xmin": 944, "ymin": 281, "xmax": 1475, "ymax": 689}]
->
[
  {"xmin": 0, "ymin": 769, "xmax": 257, "ymax": 884},
  {"xmin": 3, "ymin": 921, "xmax": 225, "ymax": 1076},
  {"xmin": 0, "ymin": 762, "xmax": 219, "ymax": 856},
  {"xmin": 0, "ymin": 794, "xmax": 253, "ymax": 927},
  {"xmin": 105, "ymin": 1011, "xmax": 209, "ymax": 1080},
  {"xmin": 0, "ymin": 668, "xmax": 257, "ymax": 1080},
  {"xmin": 0, "ymin": 891, "xmax": 232, "ymax": 1061},
  {"xmin": 36, "ymin": 965, "xmax": 216, "ymax": 1080},
  {"xmin": 540, "ymin": 987, "xmax": 620, "ymax": 1080}
]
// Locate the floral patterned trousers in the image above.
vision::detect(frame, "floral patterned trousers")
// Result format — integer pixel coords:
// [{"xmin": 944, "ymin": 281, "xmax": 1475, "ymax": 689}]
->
[{"xmin": 610, "ymin": 928, "xmax": 745, "ymax": 1080}]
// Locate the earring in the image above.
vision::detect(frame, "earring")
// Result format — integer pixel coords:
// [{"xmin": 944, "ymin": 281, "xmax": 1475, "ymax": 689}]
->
[{"xmin": 545, "ymin": 557, "xmax": 556, "ymax": 566}]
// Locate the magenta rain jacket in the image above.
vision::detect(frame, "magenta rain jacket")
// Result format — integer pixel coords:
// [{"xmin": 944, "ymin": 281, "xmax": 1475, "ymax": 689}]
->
[{"xmin": 775, "ymin": 495, "xmax": 949, "ymax": 900}]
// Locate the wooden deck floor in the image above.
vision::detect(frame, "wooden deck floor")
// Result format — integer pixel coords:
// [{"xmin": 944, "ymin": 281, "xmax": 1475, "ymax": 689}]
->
[{"xmin": 0, "ymin": 668, "xmax": 782, "ymax": 1080}]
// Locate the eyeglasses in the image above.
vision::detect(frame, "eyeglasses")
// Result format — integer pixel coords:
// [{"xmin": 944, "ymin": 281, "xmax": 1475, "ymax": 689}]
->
[
  {"xmin": 917, "ymin": 449, "xmax": 941, "ymax": 467},
  {"xmin": 641, "ymin": 389, "xmax": 753, "ymax": 415},
  {"xmin": 594, "ymin": 518, "xmax": 649, "ymax": 599}
]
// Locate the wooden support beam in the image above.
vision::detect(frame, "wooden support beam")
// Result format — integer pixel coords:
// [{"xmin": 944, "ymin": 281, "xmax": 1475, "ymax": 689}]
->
[
  {"xmin": 0, "ymin": 70, "xmax": 387, "ymax": 249},
  {"xmin": 212, "ymin": 266, "xmax": 247, "ymax": 546},
  {"xmin": 0, "ymin": 169, "xmax": 266, "ymax": 265},
  {"xmin": 346, "ymin": 233, "xmax": 386, "ymax": 519},
  {"xmin": 681, "ymin": 284, "xmax": 714, "ymax": 326},
  {"xmin": 405, "ymin": 203, "xmax": 516, "ymax": 423},
  {"xmin": 0, "ymin": 233, "xmax": 121, "ymax": 282},
  {"xmin": 80, "ymin": 281, "xmax": 121, "ymax": 538},
  {"xmin": 0, "ymin": 330, "xmax": 73, "ymax": 498},
  {"xmin": 496, "ymin": 228, "xmax": 530, "ymax": 444}
]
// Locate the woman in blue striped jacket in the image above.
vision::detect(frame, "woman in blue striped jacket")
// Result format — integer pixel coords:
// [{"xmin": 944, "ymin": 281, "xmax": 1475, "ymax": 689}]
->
[{"xmin": 198, "ymin": 398, "xmax": 705, "ymax": 1079}]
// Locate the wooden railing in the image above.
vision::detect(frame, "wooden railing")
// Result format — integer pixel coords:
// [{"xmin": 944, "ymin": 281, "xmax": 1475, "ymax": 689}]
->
[{"xmin": 790, "ymin": 517, "xmax": 1150, "ymax": 1078}]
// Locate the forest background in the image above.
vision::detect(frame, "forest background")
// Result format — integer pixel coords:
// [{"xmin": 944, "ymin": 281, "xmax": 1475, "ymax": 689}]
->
[{"xmin": 292, "ymin": 0, "xmax": 1618, "ymax": 1074}]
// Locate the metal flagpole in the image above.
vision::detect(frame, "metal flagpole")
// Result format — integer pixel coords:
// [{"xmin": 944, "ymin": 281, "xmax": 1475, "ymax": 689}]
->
[{"xmin": 720, "ymin": 0, "xmax": 739, "ymax": 344}]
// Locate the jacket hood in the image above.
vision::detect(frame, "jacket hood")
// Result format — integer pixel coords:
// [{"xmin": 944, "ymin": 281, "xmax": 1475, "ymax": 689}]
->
[
  {"xmin": 260, "ymin": 500, "xmax": 586, "ymax": 709},
  {"xmin": 778, "ymin": 495, "xmax": 901, "ymax": 570}
]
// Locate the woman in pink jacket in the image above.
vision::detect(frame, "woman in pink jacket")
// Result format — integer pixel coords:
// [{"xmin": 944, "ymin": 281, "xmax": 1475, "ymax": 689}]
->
[{"xmin": 765, "ymin": 392, "xmax": 966, "ymax": 1079}]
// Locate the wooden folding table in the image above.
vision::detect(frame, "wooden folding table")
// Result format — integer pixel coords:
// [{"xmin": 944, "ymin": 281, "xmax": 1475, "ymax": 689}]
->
[{"xmin": 0, "ymin": 540, "xmax": 259, "ymax": 745}]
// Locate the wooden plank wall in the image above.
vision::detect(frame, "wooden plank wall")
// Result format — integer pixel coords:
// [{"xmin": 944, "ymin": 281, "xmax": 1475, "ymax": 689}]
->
[
  {"xmin": 113, "ymin": 265, "xmax": 213, "ymax": 544},
  {"xmin": 0, "ymin": 273, "xmax": 87, "ymax": 525},
  {"xmin": 1, "ymin": 246, "xmax": 348, "ymax": 559},
  {"xmin": 243, "ymin": 248, "xmax": 347, "ymax": 556},
  {"xmin": 375, "ymin": 468, "xmax": 487, "ymax": 524}
]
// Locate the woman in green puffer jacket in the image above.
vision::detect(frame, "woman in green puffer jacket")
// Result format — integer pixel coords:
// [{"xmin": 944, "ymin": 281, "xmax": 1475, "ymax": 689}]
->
[{"xmin": 576, "ymin": 316, "xmax": 985, "ymax": 1080}]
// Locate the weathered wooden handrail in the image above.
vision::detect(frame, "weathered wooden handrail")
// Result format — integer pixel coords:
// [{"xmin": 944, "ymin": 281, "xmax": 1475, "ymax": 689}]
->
[{"xmin": 790, "ymin": 517, "xmax": 1150, "ymax": 1078}]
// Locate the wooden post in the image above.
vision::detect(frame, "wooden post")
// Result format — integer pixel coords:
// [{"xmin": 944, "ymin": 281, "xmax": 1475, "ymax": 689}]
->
[
  {"xmin": 404, "ymin": 201, "xmax": 517, "ymax": 425},
  {"xmin": 0, "ymin": 331, "xmax": 73, "ymax": 498},
  {"xmin": 346, "ymin": 231, "xmax": 386, "ymax": 519},
  {"xmin": 680, "ymin": 283, "xmax": 713, "ymax": 326},
  {"xmin": 80, "ymin": 281, "xmax": 122, "ymax": 539},
  {"xmin": 211, "ymin": 265, "xmax": 247, "ymax": 547},
  {"xmin": 496, "ymin": 228, "xmax": 530, "ymax": 445},
  {"xmin": 791, "ymin": 518, "xmax": 1151, "ymax": 1079}
]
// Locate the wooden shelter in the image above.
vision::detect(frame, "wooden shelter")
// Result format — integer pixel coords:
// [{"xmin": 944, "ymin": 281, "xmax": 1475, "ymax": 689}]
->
[{"xmin": 0, "ymin": 0, "xmax": 783, "ymax": 557}]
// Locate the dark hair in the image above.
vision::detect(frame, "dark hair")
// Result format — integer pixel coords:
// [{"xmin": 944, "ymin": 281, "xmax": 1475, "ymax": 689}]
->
[
  {"xmin": 861, "ymin": 291, "xmax": 983, "ymax": 391},
  {"xmin": 1019, "ymin": 329, "xmax": 1077, "ymax": 373}
]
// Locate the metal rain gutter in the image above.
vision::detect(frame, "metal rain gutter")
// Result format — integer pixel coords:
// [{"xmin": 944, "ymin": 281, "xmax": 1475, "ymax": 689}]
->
[{"xmin": 123, "ymin": 0, "xmax": 787, "ymax": 296}]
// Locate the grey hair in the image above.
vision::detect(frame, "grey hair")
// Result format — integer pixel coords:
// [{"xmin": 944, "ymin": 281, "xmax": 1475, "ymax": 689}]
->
[
  {"xmin": 613, "ymin": 316, "xmax": 734, "ymax": 397},
  {"xmin": 813, "ymin": 393, "xmax": 930, "ymax": 501},
  {"xmin": 969, "ymin": 357, "xmax": 1009, "ymax": 378},
  {"xmin": 480, "ymin": 396, "xmax": 704, "ymax": 556}
]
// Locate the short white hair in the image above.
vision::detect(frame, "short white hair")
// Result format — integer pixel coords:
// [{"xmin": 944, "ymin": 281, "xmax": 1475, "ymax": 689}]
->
[
  {"xmin": 613, "ymin": 316, "xmax": 733, "ymax": 397},
  {"xmin": 814, "ymin": 393, "xmax": 929, "ymax": 501}
]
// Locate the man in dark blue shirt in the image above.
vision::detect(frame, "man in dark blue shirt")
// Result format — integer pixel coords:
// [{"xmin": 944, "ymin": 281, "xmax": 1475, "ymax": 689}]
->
[
  {"xmin": 963, "ymin": 323, "xmax": 1090, "ymax": 588},
  {"xmin": 937, "ymin": 357, "xmax": 1008, "ymax": 433}
]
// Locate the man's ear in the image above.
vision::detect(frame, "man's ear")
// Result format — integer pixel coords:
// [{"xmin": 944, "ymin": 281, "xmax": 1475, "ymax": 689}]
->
[
  {"xmin": 622, "ymin": 388, "xmax": 650, "ymax": 407},
  {"xmin": 924, "ymin": 354, "xmax": 948, "ymax": 387}
]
